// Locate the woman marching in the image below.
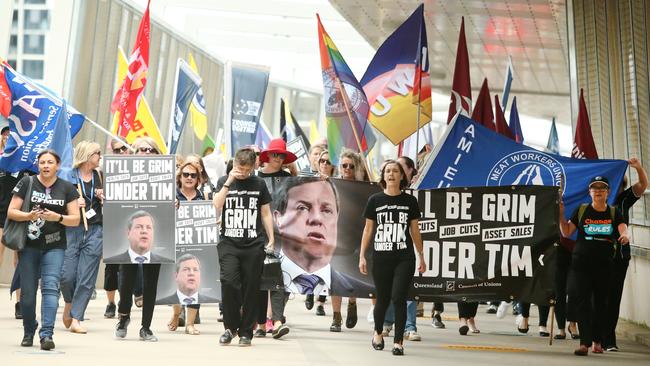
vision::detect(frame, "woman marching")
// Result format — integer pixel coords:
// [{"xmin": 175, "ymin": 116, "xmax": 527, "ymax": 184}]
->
[
  {"xmin": 61, "ymin": 141, "xmax": 105, "ymax": 334},
  {"xmin": 358, "ymin": 160, "xmax": 426, "ymax": 356},
  {"xmin": 8, "ymin": 149, "xmax": 80, "ymax": 350}
]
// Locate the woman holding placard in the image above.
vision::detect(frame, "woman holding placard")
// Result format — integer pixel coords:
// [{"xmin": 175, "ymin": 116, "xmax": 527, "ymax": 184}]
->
[{"xmin": 359, "ymin": 160, "xmax": 426, "ymax": 356}]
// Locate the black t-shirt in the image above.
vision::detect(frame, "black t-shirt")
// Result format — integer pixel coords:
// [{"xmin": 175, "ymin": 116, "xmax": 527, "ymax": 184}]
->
[
  {"xmin": 216, "ymin": 175, "xmax": 272, "ymax": 247},
  {"xmin": 176, "ymin": 188, "xmax": 205, "ymax": 201},
  {"xmin": 76, "ymin": 170, "xmax": 103, "ymax": 225},
  {"xmin": 257, "ymin": 170, "xmax": 291, "ymax": 178},
  {"xmin": 570, "ymin": 204, "xmax": 624, "ymax": 265},
  {"xmin": 13, "ymin": 176, "xmax": 79, "ymax": 250},
  {"xmin": 363, "ymin": 192, "xmax": 421, "ymax": 259},
  {"xmin": 614, "ymin": 187, "xmax": 639, "ymax": 260}
]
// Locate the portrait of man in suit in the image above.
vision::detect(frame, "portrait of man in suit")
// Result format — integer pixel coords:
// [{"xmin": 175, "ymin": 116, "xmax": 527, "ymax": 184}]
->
[
  {"xmin": 157, "ymin": 254, "xmax": 219, "ymax": 305},
  {"xmin": 104, "ymin": 210, "xmax": 174, "ymax": 264},
  {"xmin": 273, "ymin": 177, "xmax": 373, "ymax": 297}
]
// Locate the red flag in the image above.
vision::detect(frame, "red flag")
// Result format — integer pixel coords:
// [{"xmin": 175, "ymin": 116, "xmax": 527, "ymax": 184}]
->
[
  {"xmin": 494, "ymin": 95, "xmax": 514, "ymax": 140},
  {"xmin": 0, "ymin": 61, "xmax": 12, "ymax": 118},
  {"xmin": 111, "ymin": 0, "xmax": 151, "ymax": 138},
  {"xmin": 446, "ymin": 17, "xmax": 472, "ymax": 123},
  {"xmin": 471, "ymin": 78, "xmax": 495, "ymax": 131},
  {"xmin": 572, "ymin": 88, "xmax": 598, "ymax": 159}
]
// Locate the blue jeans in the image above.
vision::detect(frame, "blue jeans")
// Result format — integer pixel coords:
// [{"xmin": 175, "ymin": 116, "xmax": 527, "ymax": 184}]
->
[
  {"xmin": 19, "ymin": 246, "xmax": 65, "ymax": 339},
  {"xmin": 383, "ymin": 300, "xmax": 417, "ymax": 332},
  {"xmin": 61, "ymin": 224, "xmax": 103, "ymax": 321}
]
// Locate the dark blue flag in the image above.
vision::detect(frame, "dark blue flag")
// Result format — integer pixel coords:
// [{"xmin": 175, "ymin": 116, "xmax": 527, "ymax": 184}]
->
[
  {"xmin": 415, "ymin": 114, "xmax": 628, "ymax": 221},
  {"xmin": 167, "ymin": 59, "xmax": 201, "ymax": 154}
]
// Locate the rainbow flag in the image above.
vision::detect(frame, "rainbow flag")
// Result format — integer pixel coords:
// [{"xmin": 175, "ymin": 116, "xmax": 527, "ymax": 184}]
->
[
  {"xmin": 317, "ymin": 14, "xmax": 375, "ymax": 165},
  {"xmin": 360, "ymin": 4, "xmax": 431, "ymax": 145}
]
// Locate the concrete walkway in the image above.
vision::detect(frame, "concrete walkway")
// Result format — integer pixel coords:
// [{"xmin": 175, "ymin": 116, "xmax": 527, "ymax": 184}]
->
[{"xmin": 1, "ymin": 287, "xmax": 648, "ymax": 366}]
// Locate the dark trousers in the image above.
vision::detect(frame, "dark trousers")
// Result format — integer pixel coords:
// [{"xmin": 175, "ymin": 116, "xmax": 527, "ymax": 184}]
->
[
  {"xmin": 519, "ymin": 303, "xmax": 550, "ymax": 326},
  {"xmin": 568, "ymin": 259, "xmax": 612, "ymax": 347},
  {"xmin": 218, "ymin": 242, "xmax": 265, "ymax": 339},
  {"xmin": 554, "ymin": 246, "xmax": 575, "ymax": 329},
  {"xmin": 457, "ymin": 302, "xmax": 479, "ymax": 319},
  {"xmin": 270, "ymin": 291, "xmax": 289, "ymax": 322},
  {"xmin": 103, "ymin": 263, "xmax": 119, "ymax": 291},
  {"xmin": 117, "ymin": 263, "xmax": 160, "ymax": 329},
  {"xmin": 433, "ymin": 302, "xmax": 444, "ymax": 312},
  {"xmin": 603, "ymin": 259, "xmax": 629, "ymax": 348},
  {"xmin": 256, "ymin": 290, "xmax": 268, "ymax": 324},
  {"xmin": 372, "ymin": 255, "xmax": 415, "ymax": 344}
]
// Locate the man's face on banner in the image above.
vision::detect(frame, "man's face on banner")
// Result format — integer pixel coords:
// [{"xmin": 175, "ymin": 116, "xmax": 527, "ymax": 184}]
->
[
  {"xmin": 127, "ymin": 215, "xmax": 155, "ymax": 255},
  {"xmin": 176, "ymin": 258, "xmax": 201, "ymax": 295},
  {"xmin": 275, "ymin": 181, "xmax": 338, "ymax": 268}
]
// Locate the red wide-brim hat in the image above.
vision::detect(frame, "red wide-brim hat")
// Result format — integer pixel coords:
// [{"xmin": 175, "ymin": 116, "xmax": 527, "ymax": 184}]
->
[{"xmin": 259, "ymin": 138, "xmax": 298, "ymax": 164}]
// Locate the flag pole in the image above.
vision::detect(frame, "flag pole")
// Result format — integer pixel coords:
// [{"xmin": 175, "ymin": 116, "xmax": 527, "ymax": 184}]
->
[
  {"xmin": 85, "ymin": 117, "xmax": 136, "ymax": 153},
  {"xmin": 333, "ymin": 76, "xmax": 373, "ymax": 180}
]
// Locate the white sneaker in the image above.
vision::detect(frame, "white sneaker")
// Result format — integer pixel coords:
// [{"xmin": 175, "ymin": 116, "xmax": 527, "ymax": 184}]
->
[
  {"xmin": 496, "ymin": 301, "xmax": 508, "ymax": 319},
  {"xmin": 404, "ymin": 330, "xmax": 421, "ymax": 341},
  {"xmin": 366, "ymin": 306, "xmax": 374, "ymax": 324},
  {"xmin": 515, "ymin": 314, "xmax": 524, "ymax": 327}
]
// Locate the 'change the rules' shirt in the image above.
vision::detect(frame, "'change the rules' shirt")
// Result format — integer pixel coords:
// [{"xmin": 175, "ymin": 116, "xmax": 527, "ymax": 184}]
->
[
  {"xmin": 364, "ymin": 192, "xmax": 420, "ymax": 259},
  {"xmin": 217, "ymin": 175, "xmax": 272, "ymax": 247}
]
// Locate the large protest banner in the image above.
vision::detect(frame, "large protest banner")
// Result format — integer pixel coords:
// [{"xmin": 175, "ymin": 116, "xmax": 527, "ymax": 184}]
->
[
  {"xmin": 410, "ymin": 185, "xmax": 558, "ymax": 304},
  {"xmin": 286, "ymin": 136, "xmax": 310, "ymax": 172},
  {"xmin": 157, "ymin": 201, "xmax": 221, "ymax": 305},
  {"xmin": 265, "ymin": 176, "xmax": 380, "ymax": 298},
  {"xmin": 103, "ymin": 155, "xmax": 176, "ymax": 264}
]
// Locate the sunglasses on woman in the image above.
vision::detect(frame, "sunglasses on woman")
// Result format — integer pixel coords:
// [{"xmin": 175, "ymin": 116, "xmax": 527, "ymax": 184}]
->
[
  {"xmin": 182, "ymin": 172, "xmax": 198, "ymax": 179},
  {"xmin": 112, "ymin": 146, "xmax": 128, "ymax": 154},
  {"xmin": 319, "ymin": 159, "xmax": 332, "ymax": 166},
  {"xmin": 341, "ymin": 163, "xmax": 355, "ymax": 169},
  {"xmin": 270, "ymin": 152, "xmax": 286, "ymax": 160},
  {"xmin": 138, "ymin": 147, "xmax": 157, "ymax": 154}
]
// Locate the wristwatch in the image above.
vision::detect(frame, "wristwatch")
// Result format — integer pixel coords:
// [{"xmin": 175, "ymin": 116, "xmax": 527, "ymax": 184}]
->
[{"xmin": 58, "ymin": 214, "xmax": 64, "ymax": 223}]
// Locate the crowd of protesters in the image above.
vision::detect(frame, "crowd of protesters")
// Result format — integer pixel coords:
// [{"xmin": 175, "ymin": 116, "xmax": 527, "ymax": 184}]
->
[{"xmin": 0, "ymin": 132, "xmax": 645, "ymax": 357}]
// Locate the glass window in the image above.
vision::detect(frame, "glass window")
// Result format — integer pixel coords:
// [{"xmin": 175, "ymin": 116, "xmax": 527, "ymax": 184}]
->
[
  {"xmin": 23, "ymin": 34, "xmax": 45, "ymax": 54},
  {"xmin": 25, "ymin": 0, "xmax": 47, "ymax": 4},
  {"xmin": 22, "ymin": 60, "xmax": 44, "ymax": 79},
  {"xmin": 9, "ymin": 35, "xmax": 17, "ymax": 54},
  {"xmin": 23, "ymin": 10, "xmax": 49, "ymax": 30},
  {"xmin": 8, "ymin": 59, "xmax": 17, "ymax": 70},
  {"xmin": 11, "ymin": 10, "xmax": 18, "ymax": 32}
]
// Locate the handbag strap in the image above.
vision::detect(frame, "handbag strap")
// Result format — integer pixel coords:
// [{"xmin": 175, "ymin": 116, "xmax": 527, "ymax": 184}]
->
[{"xmin": 20, "ymin": 176, "xmax": 34, "ymax": 212}]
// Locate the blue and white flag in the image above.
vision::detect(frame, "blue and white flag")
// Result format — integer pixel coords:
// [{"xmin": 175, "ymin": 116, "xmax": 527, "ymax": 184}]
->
[
  {"xmin": 0, "ymin": 66, "xmax": 77, "ymax": 179},
  {"xmin": 414, "ymin": 115, "xmax": 628, "ymax": 221},
  {"xmin": 546, "ymin": 117, "xmax": 560, "ymax": 154},
  {"xmin": 167, "ymin": 59, "xmax": 202, "ymax": 154},
  {"xmin": 255, "ymin": 120, "xmax": 272, "ymax": 150},
  {"xmin": 36, "ymin": 81, "xmax": 85, "ymax": 138},
  {"xmin": 501, "ymin": 56, "xmax": 513, "ymax": 111}
]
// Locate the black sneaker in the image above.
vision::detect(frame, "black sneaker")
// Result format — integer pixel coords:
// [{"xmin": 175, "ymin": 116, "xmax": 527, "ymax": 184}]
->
[
  {"xmin": 345, "ymin": 302, "xmax": 358, "ymax": 329},
  {"xmin": 139, "ymin": 327, "xmax": 158, "ymax": 342},
  {"xmin": 40, "ymin": 336, "xmax": 55, "ymax": 351},
  {"xmin": 15, "ymin": 302, "xmax": 22, "ymax": 320},
  {"xmin": 272, "ymin": 324, "xmax": 290, "ymax": 339},
  {"xmin": 115, "ymin": 315, "xmax": 130, "ymax": 338},
  {"xmin": 238, "ymin": 336, "xmax": 252, "ymax": 347},
  {"xmin": 316, "ymin": 305, "xmax": 326, "ymax": 316},
  {"xmin": 254, "ymin": 328, "xmax": 266, "ymax": 338},
  {"xmin": 305, "ymin": 294, "xmax": 314, "ymax": 310},
  {"xmin": 104, "ymin": 303, "xmax": 116, "ymax": 318},
  {"xmin": 219, "ymin": 329, "xmax": 234, "ymax": 345},
  {"xmin": 20, "ymin": 334, "xmax": 34, "ymax": 347}
]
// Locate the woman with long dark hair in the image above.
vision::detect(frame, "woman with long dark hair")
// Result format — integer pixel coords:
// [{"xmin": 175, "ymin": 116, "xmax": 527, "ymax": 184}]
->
[
  {"xmin": 359, "ymin": 160, "xmax": 426, "ymax": 356},
  {"xmin": 8, "ymin": 149, "xmax": 80, "ymax": 350}
]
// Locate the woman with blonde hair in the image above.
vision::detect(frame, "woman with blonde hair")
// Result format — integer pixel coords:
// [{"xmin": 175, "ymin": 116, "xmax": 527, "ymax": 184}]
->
[{"xmin": 61, "ymin": 141, "xmax": 105, "ymax": 334}]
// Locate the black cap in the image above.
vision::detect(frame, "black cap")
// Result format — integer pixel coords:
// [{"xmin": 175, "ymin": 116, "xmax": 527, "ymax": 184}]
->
[
  {"xmin": 0, "ymin": 126, "xmax": 8, "ymax": 135},
  {"xmin": 589, "ymin": 176, "xmax": 609, "ymax": 188}
]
